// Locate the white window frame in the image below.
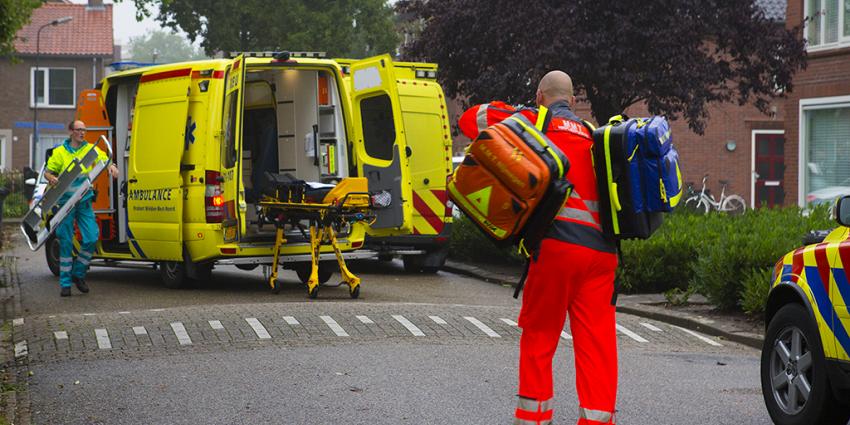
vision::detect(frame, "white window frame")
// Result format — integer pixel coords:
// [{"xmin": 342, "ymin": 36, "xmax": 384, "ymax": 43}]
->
[
  {"xmin": 29, "ymin": 67, "xmax": 76, "ymax": 109},
  {"xmin": 797, "ymin": 94, "xmax": 850, "ymax": 206},
  {"xmin": 750, "ymin": 129, "xmax": 785, "ymax": 208},
  {"xmin": 803, "ymin": 0, "xmax": 850, "ymax": 51}
]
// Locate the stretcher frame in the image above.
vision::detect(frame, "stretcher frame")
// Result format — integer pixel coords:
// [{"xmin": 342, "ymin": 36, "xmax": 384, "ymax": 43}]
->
[
  {"xmin": 21, "ymin": 135, "xmax": 113, "ymax": 251},
  {"xmin": 258, "ymin": 190, "xmax": 374, "ymax": 298}
]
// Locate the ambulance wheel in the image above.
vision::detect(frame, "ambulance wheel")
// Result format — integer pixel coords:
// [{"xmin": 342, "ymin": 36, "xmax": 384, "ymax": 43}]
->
[
  {"xmin": 295, "ymin": 264, "xmax": 334, "ymax": 284},
  {"xmin": 45, "ymin": 236, "xmax": 60, "ymax": 277},
  {"xmin": 308, "ymin": 285, "xmax": 319, "ymax": 299},
  {"xmin": 235, "ymin": 264, "xmax": 258, "ymax": 271},
  {"xmin": 160, "ymin": 261, "xmax": 187, "ymax": 289},
  {"xmin": 349, "ymin": 285, "xmax": 360, "ymax": 299}
]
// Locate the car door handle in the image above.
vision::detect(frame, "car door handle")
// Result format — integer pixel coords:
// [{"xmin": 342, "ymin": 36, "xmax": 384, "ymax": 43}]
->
[{"xmin": 128, "ymin": 178, "xmax": 138, "ymax": 183}]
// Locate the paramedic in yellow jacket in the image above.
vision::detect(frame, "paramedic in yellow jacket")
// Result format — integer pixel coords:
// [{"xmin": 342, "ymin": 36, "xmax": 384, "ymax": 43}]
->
[{"xmin": 44, "ymin": 120, "xmax": 119, "ymax": 297}]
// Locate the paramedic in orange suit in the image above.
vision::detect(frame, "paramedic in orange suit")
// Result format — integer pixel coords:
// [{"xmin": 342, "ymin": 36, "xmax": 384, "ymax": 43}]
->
[{"xmin": 459, "ymin": 71, "xmax": 619, "ymax": 425}]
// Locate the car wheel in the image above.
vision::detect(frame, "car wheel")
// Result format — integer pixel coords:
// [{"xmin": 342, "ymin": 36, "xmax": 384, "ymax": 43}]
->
[
  {"xmin": 45, "ymin": 236, "xmax": 60, "ymax": 277},
  {"xmin": 761, "ymin": 303, "xmax": 850, "ymax": 425},
  {"xmin": 160, "ymin": 261, "xmax": 187, "ymax": 289}
]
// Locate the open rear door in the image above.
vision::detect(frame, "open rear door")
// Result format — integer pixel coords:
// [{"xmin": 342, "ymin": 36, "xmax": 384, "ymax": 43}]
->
[
  {"xmin": 350, "ymin": 54, "xmax": 412, "ymax": 231},
  {"xmin": 220, "ymin": 54, "xmax": 246, "ymax": 241},
  {"xmin": 126, "ymin": 67, "xmax": 191, "ymax": 261}
]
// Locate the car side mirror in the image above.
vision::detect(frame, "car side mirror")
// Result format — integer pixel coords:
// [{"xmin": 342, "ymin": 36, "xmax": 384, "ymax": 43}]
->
[{"xmin": 836, "ymin": 195, "xmax": 850, "ymax": 227}]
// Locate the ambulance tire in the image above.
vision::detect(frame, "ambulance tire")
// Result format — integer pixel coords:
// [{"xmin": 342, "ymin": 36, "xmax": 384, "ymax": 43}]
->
[
  {"xmin": 761, "ymin": 303, "xmax": 850, "ymax": 425},
  {"xmin": 235, "ymin": 264, "xmax": 259, "ymax": 271},
  {"xmin": 295, "ymin": 264, "xmax": 334, "ymax": 285},
  {"xmin": 190, "ymin": 263, "xmax": 213, "ymax": 285},
  {"xmin": 403, "ymin": 249, "xmax": 447, "ymax": 274},
  {"xmin": 45, "ymin": 236, "xmax": 60, "ymax": 277},
  {"xmin": 160, "ymin": 261, "xmax": 187, "ymax": 289}
]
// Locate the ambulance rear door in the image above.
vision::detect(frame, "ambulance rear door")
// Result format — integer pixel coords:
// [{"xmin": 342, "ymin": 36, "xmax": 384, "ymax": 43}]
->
[
  {"xmin": 220, "ymin": 55, "xmax": 247, "ymax": 241},
  {"xmin": 349, "ymin": 54, "xmax": 412, "ymax": 231},
  {"xmin": 126, "ymin": 67, "xmax": 191, "ymax": 261}
]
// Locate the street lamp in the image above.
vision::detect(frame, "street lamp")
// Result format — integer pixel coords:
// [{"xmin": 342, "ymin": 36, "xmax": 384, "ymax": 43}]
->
[{"xmin": 32, "ymin": 16, "xmax": 73, "ymax": 168}]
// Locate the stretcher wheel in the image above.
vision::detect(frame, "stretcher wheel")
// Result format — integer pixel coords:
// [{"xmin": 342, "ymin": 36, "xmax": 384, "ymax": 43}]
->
[
  {"xmin": 270, "ymin": 279, "xmax": 280, "ymax": 294},
  {"xmin": 308, "ymin": 285, "xmax": 319, "ymax": 299},
  {"xmin": 45, "ymin": 236, "xmax": 60, "ymax": 277},
  {"xmin": 295, "ymin": 264, "xmax": 334, "ymax": 284},
  {"xmin": 349, "ymin": 285, "xmax": 360, "ymax": 299}
]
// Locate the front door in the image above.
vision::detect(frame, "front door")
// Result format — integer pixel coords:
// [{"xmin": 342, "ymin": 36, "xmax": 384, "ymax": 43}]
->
[
  {"xmin": 754, "ymin": 132, "xmax": 785, "ymax": 208},
  {"xmin": 127, "ymin": 67, "xmax": 191, "ymax": 260},
  {"xmin": 349, "ymin": 54, "xmax": 412, "ymax": 231}
]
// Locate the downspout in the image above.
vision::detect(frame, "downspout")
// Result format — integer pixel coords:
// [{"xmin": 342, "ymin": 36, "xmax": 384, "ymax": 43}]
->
[{"xmin": 92, "ymin": 57, "xmax": 97, "ymax": 87}]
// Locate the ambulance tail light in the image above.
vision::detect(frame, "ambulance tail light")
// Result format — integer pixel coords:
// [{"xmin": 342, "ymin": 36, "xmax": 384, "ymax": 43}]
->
[{"xmin": 205, "ymin": 170, "xmax": 224, "ymax": 223}]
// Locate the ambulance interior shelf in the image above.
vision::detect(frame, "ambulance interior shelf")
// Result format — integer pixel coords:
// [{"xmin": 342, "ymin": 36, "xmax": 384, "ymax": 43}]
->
[{"xmin": 257, "ymin": 173, "xmax": 374, "ymax": 298}]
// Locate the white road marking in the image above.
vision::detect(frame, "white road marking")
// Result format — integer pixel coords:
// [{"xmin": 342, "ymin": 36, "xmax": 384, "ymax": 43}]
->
[
  {"xmin": 14, "ymin": 341, "xmax": 27, "ymax": 358},
  {"xmin": 616, "ymin": 324, "xmax": 648, "ymax": 343},
  {"xmin": 54, "ymin": 331, "xmax": 68, "ymax": 340},
  {"xmin": 500, "ymin": 318, "xmax": 518, "ymax": 326},
  {"xmin": 673, "ymin": 325, "xmax": 723, "ymax": 346},
  {"xmin": 246, "ymin": 318, "xmax": 271, "ymax": 339},
  {"xmin": 149, "ymin": 309, "xmax": 165, "ymax": 312},
  {"xmin": 641, "ymin": 322, "xmax": 663, "ymax": 332},
  {"xmin": 283, "ymin": 316, "xmax": 300, "ymax": 326},
  {"xmin": 12, "ymin": 318, "xmax": 23, "ymax": 326},
  {"xmin": 170, "ymin": 322, "xmax": 192, "ymax": 345},
  {"xmin": 464, "ymin": 316, "xmax": 501, "ymax": 338},
  {"xmin": 82, "ymin": 313, "xmax": 96, "ymax": 317},
  {"xmin": 94, "ymin": 329, "xmax": 112, "ymax": 349},
  {"xmin": 392, "ymin": 315, "xmax": 425, "ymax": 337},
  {"xmin": 320, "ymin": 316, "xmax": 349, "ymax": 337},
  {"xmin": 356, "ymin": 315, "xmax": 374, "ymax": 324},
  {"xmin": 133, "ymin": 326, "xmax": 147, "ymax": 336},
  {"xmin": 118, "ymin": 311, "xmax": 131, "ymax": 315},
  {"xmin": 429, "ymin": 315, "xmax": 447, "ymax": 325},
  {"xmin": 209, "ymin": 320, "xmax": 224, "ymax": 330}
]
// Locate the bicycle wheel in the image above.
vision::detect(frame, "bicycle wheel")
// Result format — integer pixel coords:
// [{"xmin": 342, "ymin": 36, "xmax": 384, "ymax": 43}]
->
[
  {"xmin": 684, "ymin": 196, "xmax": 710, "ymax": 214},
  {"xmin": 720, "ymin": 195, "xmax": 747, "ymax": 215}
]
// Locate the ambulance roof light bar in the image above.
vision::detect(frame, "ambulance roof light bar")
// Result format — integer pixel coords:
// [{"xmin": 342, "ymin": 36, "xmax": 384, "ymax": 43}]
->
[
  {"xmin": 415, "ymin": 69, "xmax": 437, "ymax": 79},
  {"xmin": 227, "ymin": 51, "xmax": 327, "ymax": 59}
]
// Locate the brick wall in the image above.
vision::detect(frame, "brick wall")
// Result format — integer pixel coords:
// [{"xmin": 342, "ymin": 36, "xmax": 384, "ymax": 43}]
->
[{"xmin": 0, "ymin": 55, "xmax": 105, "ymax": 170}]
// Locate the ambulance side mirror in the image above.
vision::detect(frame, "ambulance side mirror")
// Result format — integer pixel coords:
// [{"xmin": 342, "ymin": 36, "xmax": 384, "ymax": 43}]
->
[{"xmin": 836, "ymin": 196, "xmax": 850, "ymax": 227}]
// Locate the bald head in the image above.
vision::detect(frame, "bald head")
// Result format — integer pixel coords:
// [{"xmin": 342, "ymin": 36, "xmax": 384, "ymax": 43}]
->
[{"xmin": 536, "ymin": 70, "xmax": 575, "ymax": 108}]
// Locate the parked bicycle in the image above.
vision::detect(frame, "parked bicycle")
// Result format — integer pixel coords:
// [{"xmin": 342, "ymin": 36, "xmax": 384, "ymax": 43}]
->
[{"xmin": 682, "ymin": 175, "xmax": 747, "ymax": 215}]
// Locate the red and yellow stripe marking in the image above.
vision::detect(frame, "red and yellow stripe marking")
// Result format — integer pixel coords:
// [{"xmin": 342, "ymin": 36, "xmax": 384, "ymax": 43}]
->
[{"xmin": 412, "ymin": 189, "xmax": 448, "ymax": 235}]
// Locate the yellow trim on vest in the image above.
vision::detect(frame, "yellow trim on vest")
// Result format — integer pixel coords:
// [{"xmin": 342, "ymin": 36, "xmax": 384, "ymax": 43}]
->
[{"xmin": 535, "ymin": 105, "xmax": 548, "ymax": 131}]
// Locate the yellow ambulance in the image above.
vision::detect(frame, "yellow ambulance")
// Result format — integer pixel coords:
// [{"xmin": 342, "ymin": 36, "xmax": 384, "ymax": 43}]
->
[{"xmin": 45, "ymin": 52, "xmax": 453, "ymax": 289}]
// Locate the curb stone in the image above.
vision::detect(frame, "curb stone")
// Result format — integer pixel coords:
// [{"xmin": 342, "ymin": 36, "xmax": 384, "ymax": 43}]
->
[
  {"xmin": 444, "ymin": 260, "xmax": 765, "ymax": 350},
  {"xmin": 0, "ymin": 246, "xmax": 30, "ymax": 424}
]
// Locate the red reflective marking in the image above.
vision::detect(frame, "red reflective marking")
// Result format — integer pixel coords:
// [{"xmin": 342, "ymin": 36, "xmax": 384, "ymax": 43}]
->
[
  {"xmin": 234, "ymin": 59, "xmax": 241, "ymax": 68},
  {"xmin": 212, "ymin": 70, "xmax": 224, "ymax": 79},
  {"xmin": 791, "ymin": 247, "xmax": 805, "ymax": 284},
  {"xmin": 814, "ymin": 243, "xmax": 831, "ymax": 294},
  {"xmin": 140, "ymin": 68, "xmax": 192, "ymax": 83},
  {"xmin": 412, "ymin": 191, "xmax": 444, "ymax": 234}
]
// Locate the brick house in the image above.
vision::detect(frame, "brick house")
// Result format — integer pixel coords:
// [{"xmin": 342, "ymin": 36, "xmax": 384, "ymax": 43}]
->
[
  {"xmin": 0, "ymin": 0, "xmax": 114, "ymax": 172},
  {"xmin": 785, "ymin": 0, "xmax": 850, "ymax": 207}
]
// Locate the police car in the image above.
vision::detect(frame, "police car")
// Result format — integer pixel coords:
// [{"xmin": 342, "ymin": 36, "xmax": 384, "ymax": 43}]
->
[{"xmin": 761, "ymin": 195, "xmax": 850, "ymax": 425}]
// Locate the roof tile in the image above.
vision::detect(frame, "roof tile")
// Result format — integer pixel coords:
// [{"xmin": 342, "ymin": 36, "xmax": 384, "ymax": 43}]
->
[{"xmin": 14, "ymin": 3, "xmax": 113, "ymax": 56}]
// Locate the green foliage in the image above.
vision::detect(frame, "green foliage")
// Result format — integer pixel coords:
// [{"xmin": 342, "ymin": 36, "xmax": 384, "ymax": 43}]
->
[
  {"xmin": 447, "ymin": 214, "xmax": 524, "ymax": 265},
  {"xmin": 0, "ymin": 170, "xmax": 28, "ymax": 218},
  {"xmin": 0, "ymin": 0, "xmax": 40, "ymax": 58},
  {"xmin": 129, "ymin": 0, "xmax": 399, "ymax": 58},
  {"xmin": 127, "ymin": 29, "xmax": 207, "ymax": 63},
  {"xmin": 740, "ymin": 267, "xmax": 773, "ymax": 316},
  {"xmin": 664, "ymin": 286, "xmax": 696, "ymax": 306}
]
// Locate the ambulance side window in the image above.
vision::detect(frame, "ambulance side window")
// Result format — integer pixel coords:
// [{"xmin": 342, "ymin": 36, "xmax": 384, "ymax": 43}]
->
[
  {"xmin": 222, "ymin": 89, "xmax": 239, "ymax": 168},
  {"xmin": 360, "ymin": 94, "xmax": 395, "ymax": 161}
]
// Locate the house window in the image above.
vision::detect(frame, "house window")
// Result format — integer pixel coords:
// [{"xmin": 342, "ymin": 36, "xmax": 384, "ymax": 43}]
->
[
  {"xmin": 0, "ymin": 134, "xmax": 6, "ymax": 171},
  {"xmin": 30, "ymin": 67, "xmax": 75, "ymax": 108},
  {"xmin": 800, "ymin": 97, "xmax": 850, "ymax": 206},
  {"xmin": 31, "ymin": 134, "xmax": 66, "ymax": 169}
]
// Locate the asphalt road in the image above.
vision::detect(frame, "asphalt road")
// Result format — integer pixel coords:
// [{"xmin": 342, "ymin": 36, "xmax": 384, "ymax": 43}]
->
[{"xmin": 7, "ymin": 231, "xmax": 771, "ymax": 425}]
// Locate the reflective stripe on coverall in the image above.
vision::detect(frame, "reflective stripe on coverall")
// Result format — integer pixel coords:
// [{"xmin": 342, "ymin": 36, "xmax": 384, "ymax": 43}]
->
[
  {"xmin": 461, "ymin": 101, "xmax": 618, "ymax": 424},
  {"xmin": 47, "ymin": 140, "xmax": 105, "ymax": 288}
]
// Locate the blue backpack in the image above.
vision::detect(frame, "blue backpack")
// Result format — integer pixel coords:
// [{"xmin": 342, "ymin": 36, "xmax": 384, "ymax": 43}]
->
[{"xmin": 591, "ymin": 115, "xmax": 682, "ymax": 240}]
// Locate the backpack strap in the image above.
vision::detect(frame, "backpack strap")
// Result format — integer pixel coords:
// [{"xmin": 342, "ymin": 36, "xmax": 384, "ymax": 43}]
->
[{"xmin": 535, "ymin": 105, "xmax": 552, "ymax": 132}]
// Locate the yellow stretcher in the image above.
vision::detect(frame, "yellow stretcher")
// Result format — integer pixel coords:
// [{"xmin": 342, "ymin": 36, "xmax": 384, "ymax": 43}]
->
[{"xmin": 258, "ymin": 176, "xmax": 374, "ymax": 299}]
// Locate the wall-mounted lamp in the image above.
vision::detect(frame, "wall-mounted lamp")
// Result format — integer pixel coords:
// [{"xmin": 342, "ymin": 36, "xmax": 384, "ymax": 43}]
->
[{"xmin": 725, "ymin": 140, "xmax": 737, "ymax": 152}]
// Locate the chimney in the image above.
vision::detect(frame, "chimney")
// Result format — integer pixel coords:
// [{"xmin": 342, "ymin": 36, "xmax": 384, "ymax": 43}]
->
[{"xmin": 87, "ymin": 0, "xmax": 105, "ymax": 9}]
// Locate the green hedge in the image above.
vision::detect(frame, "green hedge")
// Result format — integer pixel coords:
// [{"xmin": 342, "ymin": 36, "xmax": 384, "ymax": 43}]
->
[{"xmin": 449, "ymin": 205, "xmax": 837, "ymax": 313}]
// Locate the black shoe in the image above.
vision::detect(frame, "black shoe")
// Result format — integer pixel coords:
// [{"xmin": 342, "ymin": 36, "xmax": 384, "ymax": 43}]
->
[
  {"xmin": 60, "ymin": 287, "xmax": 71, "ymax": 297},
  {"xmin": 72, "ymin": 277, "xmax": 89, "ymax": 293}
]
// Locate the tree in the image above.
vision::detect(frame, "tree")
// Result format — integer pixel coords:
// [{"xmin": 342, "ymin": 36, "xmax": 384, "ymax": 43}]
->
[
  {"xmin": 128, "ymin": 0, "xmax": 399, "ymax": 59},
  {"xmin": 0, "ymin": 0, "xmax": 40, "ymax": 58},
  {"xmin": 127, "ymin": 29, "xmax": 207, "ymax": 63},
  {"xmin": 398, "ymin": 0, "xmax": 807, "ymax": 134}
]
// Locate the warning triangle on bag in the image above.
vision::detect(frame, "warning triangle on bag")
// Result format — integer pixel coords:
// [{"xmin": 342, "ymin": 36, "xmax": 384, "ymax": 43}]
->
[{"xmin": 468, "ymin": 186, "xmax": 492, "ymax": 215}]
